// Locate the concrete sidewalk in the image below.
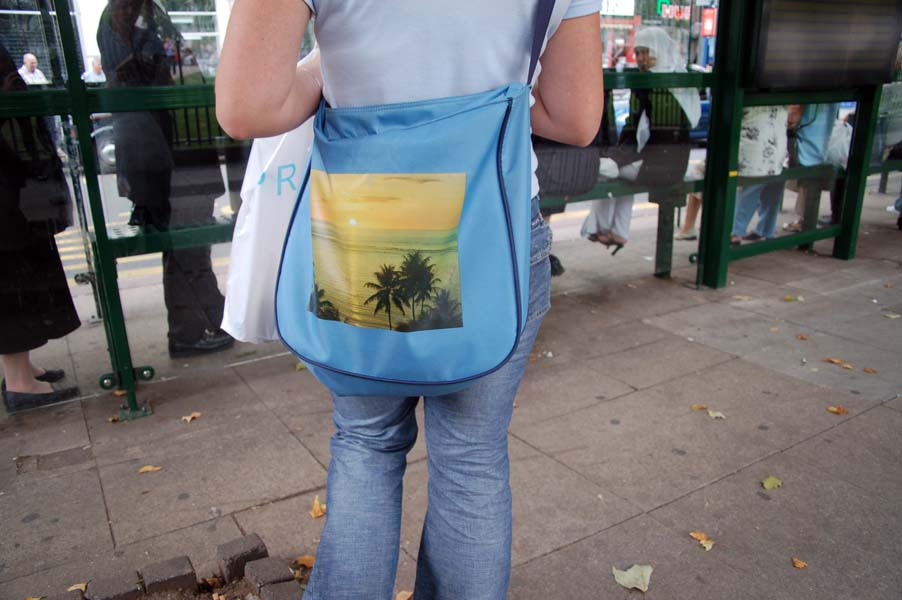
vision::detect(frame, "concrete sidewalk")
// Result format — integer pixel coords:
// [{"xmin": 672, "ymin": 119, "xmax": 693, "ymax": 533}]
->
[{"xmin": 2, "ymin": 184, "xmax": 900, "ymax": 599}]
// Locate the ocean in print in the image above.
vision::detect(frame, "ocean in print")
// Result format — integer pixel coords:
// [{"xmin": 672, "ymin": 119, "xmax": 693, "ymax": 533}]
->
[{"xmin": 308, "ymin": 170, "xmax": 466, "ymax": 332}]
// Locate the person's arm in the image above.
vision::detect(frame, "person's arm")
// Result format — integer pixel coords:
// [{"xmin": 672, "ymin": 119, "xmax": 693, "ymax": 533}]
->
[
  {"xmin": 216, "ymin": 0, "xmax": 320, "ymax": 139},
  {"xmin": 531, "ymin": 13, "xmax": 604, "ymax": 147},
  {"xmin": 787, "ymin": 104, "xmax": 803, "ymax": 129}
]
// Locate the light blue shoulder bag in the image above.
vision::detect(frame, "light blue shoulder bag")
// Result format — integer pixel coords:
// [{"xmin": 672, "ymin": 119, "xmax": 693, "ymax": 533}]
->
[{"xmin": 276, "ymin": 0, "xmax": 555, "ymax": 396}]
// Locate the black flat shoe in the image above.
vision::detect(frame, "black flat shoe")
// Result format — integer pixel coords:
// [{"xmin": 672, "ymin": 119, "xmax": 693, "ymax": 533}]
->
[
  {"xmin": 35, "ymin": 369, "xmax": 65, "ymax": 383},
  {"xmin": 742, "ymin": 232, "xmax": 763, "ymax": 241},
  {"xmin": 2, "ymin": 385, "xmax": 80, "ymax": 414},
  {"xmin": 169, "ymin": 329, "xmax": 235, "ymax": 358}
]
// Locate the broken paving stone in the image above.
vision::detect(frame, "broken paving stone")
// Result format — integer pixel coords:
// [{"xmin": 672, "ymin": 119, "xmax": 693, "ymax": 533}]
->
[
  {"xmin": 260, "ymin": 580, "xmax": 303, "ymax": 600},
  {"xmin": 245, "ymin": 557, "xmax": 294, "ymax": 591},
  {"xmin": 140, "ymin": 555, "xmax": 197, "ymax": 594},
  {"xmin": 85, "ymin": 572, "xmax": 142, "ymax": 600},
  {"xmin": 216, "ymin": 533, "xmax": 269, "ymax": 583}
]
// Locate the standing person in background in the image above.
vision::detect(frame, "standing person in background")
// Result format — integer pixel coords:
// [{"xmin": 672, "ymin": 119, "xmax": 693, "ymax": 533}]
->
[
  {"xmin": 98, "ymin": 0, "xmax": 233, "ymax": 358},
  {"xmin": 18, "ymin": 53, "xmax": 48, "ymax": 85},
  {"xmin": 216, "ymin": 0, "xmax": 603, "ymax": 597},
  {"xmin": 783, "ymin": 103, "xmax": 840, "ymax": 232},
  {"xmin": 583, "ymin": 26, "xmax": 700, "ymax": 255},
  {"xmin": 82, "ymin": 57, "xmax": 107, "ymax": 83},
  {"xmin": 1, "ymin": 43, "xmax": 80, "ymax": 413}
]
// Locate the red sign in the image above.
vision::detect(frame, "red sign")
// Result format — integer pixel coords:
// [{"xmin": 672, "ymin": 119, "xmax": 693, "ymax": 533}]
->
[
  {"xmin": 661, "ymin": 4, "xmax": 692, "ymax": 20},
  {"xmin": 702, "ymin": 8, "xmax": 717, "ymax": 37}
]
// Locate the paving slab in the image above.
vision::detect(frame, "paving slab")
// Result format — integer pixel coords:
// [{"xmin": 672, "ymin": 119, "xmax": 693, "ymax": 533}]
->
[
  {"xmin": 783, "ymin": 406, "xmax": 902, "ymax": 501},
  {"xmin": 578, "ymin": 275, "xmax": 711, "ymax": 320},
  {"xmin": 0, "ymin": 517, "xmax": 241, "ymax": 598},
  {"xmin": 589, "ymin": 337, "xmax": 733, "ymax": 390},
  {"xmin": 729, "ymin": 249, "xmax": 845, "ymax": 285},
  {"xmin": 0, "ymin": 401, "xmax": 90, "ymax": 465},
  {"xmin": 646, "ymin": 301, "xmax": 795, "ymax": 357},
  {"xmin": 650, "ymin": 451, "xmax": 902, "ymax": 600},
  {"xmin": 509, "ymin": 514, "xmax": 771, "ymax": 600},
  {"xmin": 511, "ymin": 359, "xmax": 635, "ymax": 426},
  {"xmin": 232, "ymin": 490, "xmax": 326, "ymax": 561},
  {"xmin": 742, "ymin": 330, "xmax": 900, "ymax": 399},
  {"xmin": 398, "ymin": 446, "xmax": 639, "ymax": 566},
  {"xmin": 98, "ymin": 421, "xmax": 325, "ymax": 545},
  {"xmin": 886, "ymin": 394, "xmax": 902, "ymax": 412},
  {"xmin": 82, "ymin": 368, "xmax": 280, "ymax": 466},
  {"xmin": 0, "ymin": 468, "xmax": 112, "ymax": 583},
  {"xmin": 232, "ymin": 352, "xmax": 334, "ymax": 421}
]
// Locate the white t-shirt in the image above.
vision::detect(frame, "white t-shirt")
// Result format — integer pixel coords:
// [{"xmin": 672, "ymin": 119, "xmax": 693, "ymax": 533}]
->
[
  {"xmin": 18, "ymin": 65, "xmax": 48, "ymax": 85},
  {"xmin": 302, "ymin": 0, "xmax": 601, "ymax": 198}
]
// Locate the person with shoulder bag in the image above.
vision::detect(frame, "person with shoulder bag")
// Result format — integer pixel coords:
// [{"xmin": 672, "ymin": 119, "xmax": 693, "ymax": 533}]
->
[
  {"xmin": 217, "ymin": 1, "xmax": 603, "ymax": 597},
  {"xmin": 0, "ymin": 43, "xmax": 80, "ymax": 413}
]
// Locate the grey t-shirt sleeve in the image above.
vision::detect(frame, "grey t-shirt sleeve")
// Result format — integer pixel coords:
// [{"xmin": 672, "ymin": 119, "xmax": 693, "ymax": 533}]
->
[{"xmin": 564, "ymin": 0, "xmax": 601, "ymax": 19}]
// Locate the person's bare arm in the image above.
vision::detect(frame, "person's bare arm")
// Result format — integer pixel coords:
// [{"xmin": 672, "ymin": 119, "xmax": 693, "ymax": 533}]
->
[
  {"xmin": 787, "ymin": 104, "xmax": 803, "ymax": 129},
  {"xmin": 531, "ymin": 13, "xmax": 604, "ymax": 147},
  {"xmin": 215, "ymin": 0, "xmax": 319, "ymax": 139}
]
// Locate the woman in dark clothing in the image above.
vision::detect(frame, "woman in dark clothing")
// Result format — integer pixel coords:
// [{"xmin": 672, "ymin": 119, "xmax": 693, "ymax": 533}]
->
[
  {"xmin": 0, "ymin": 42, "xmax": 80, "ymax": 413},
  {"xmin": 582, "ymin": 26, "xmax": 700, "ymax": 254}
]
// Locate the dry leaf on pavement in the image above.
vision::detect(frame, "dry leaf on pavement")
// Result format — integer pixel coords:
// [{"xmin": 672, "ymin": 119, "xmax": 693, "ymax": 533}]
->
[
  {"xmin": 885, "ymin": 282, "xmax": 894, "ymax": 288},
  {"xmin": 761, "ymin": 476, "xmax": 783, "ymax": 490},
  {"xmin": 884, "ymin": 312, "xmax": 901, "ymax": 319},
  {"xmin": 823, "ymin": 358, "xmax": 844, "ymax": 365},
  {"xmin": 24, "ymin": 597, "xmax": 43, "ymax": 600},
  {"xmin": 796, "ymin": 333, "xmax": 809, "ymax": 341},
  {"xmin": 863, "ymin": 367, "xmax": 878, "ymax": 374},
  {"xmin": 782, "ymin": 294, "xmax": 798, "ymax": 302},
  {"xmin": 732, "ymin": 294, "xmax": 754, "ymax": 301},
  {"xmin": 138, "ymin": 465, "xmax": 162, "ymax": 473},
  {"xmin": 841, "ymin": 364, "xmax": 854, "ymax": 370},
  {"xmin": 107, "ymin": 415, "xmax": 120, "ymax": 423},
  {"xmin": 395, "ymin": 592, "xmax": 414, "ymax": 600},
  {"xmin": 689, "ymin": 531, "xmax": 715, "ymax": 551},
  {"xmin": 690, "ymin": 404, "xmax": 708, "ymax": 411},
  {"xmin": 768, "ymin": 326, "xmax": 780, "ymax": 333},
  {"xmin": 67, "ymin": 583, "xmax": 88, "ymax": 592},
  {"xmin": 309, "ymin": 495, "xmax": 327, "ymax": 519},
  {"xmin": 827, "ymin": 406, "xmax": 849, "ymax": 415},
  {"xmin": 181, "ymin": 411, "xmax": 202, "ymax": 423},
  {"xmin": 792, "ymin": 557, "xmax": 809, "ymax": 569},
  {"xmin": 707, "ymin": 409, "xmax": 726, "ymax": 420},
  {"xmin": 612, "ymin": 564, "xmax": 653, "ymax": 593},
  {"xmin": 296, "ymin": 362, "xmax": 307, "ymax": 371},
  {"xmin": 295, "ymin": 555, "xmax": 316, "ymax": 569}
]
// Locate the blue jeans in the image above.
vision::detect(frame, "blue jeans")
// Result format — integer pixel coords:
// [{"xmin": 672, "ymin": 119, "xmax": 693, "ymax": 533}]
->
[
  {"xmin": 303, "ymin": 197, "xmax": 552, "ymax": 600},
  {"xmin": 732, "ymin": 181, "xmax": 786, "ymax": 239}
]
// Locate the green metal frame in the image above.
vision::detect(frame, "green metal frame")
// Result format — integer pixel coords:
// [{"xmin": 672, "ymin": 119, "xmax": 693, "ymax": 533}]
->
[{"xmin": 3, "ymin": 0, "xmax": 897, "ymax": 416}]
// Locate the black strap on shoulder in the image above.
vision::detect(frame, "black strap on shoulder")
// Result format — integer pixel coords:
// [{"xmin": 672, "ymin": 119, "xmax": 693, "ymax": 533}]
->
[{"xmin": 527, "ymin": 0, "xmax": 556, "ymax": 85}]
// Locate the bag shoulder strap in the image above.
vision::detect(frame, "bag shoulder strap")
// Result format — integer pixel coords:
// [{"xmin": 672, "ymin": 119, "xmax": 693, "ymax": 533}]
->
[{"xmin": 527, "ymin": 0, "xmax": 556, "ymax": 85}]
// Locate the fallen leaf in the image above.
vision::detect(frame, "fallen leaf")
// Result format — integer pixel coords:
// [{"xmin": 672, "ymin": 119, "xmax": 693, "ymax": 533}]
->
[
  {"xmin": 395, "ymin": 593, "xmax": 414, "ymax": 600},
  {"xmin": 768, "ymin": 326, "xmax": 780, "ymax": 333},
  {"xmin": 202, "ymin": 575, "xmax": 224, "ymax": 589},
  {"xmin": 309, "ymin": 495, "xmax": 327, "ymax": 519},
  {"xmin": 24, "ymin": 597, "xmax": 43, "ymax": 600},
  {"xmin": 863, "ymin": 367, "xmax": 878, "ymax": 374},
  {"xmin": 707, "ymin": 409, "xmax": 726, "ymax": 420},
  {"xmin": 612, "ymin": 564, "xmax": 653, "ymax": 593},
  {"xmin": 690, "ymin": 531, "xmax": 716, "ymax": 551},
  {"xmin": 792, "ymin": 557, "xmax": 809, "ymax": 569},
  {"xmin": 295, "ymin": 555, "xmax": 316, "ymax": 569},
  {"xmin": 796, "ymin": 333, "xmax": 809, "ymax": 341},
  {"xmin": 113, "ymin": 389, "xmax": 127, "ymax": 397},
  {"xmin": 823, "ymin": 358, "xmax": 844, "ymax": 365},
  {"xmin": 107, "ymin": 415, "xmax": 120, "ymax": 423},
  {"xmin": 690, "ymin": 404, "xmax": 708, "ymax": 411},
  {"xmin": 884, "ymin": 312, "xmax": 901, "ymax": 319},
  {"xmin": 783, "ymin": 294, "xmax": 798, "ymax": 302},
  {"xmin": 67, "ymin": 583, "xmax": 88, "ymax": 593},
  {"xmin": 761, "ymin": 476, "xmax": 783, "ymax": 490},
  {"xmin": 885, "ymin": 282, "xmax": 894, "ymax": 289},
  {"xmin": 296, "ymin": 362, "xmax": 307, "ymax": 371},
  {"xmin": 841, "ymin": 364, "xmax": 854, "ymax": 370},
  {"xmin": 732, "ymin": 294, "xmax": 754, "ymax": 301},
  {"xmin": 138, "ymin": 465, "xmax": 162, "ymax": 473},
  {"xmin": 827, "ymin": 406, "xmax": 849, "ymax": 415},
  {"xmin": 181, "ymin": 411, "xmax": 202, "ymax": 423}
]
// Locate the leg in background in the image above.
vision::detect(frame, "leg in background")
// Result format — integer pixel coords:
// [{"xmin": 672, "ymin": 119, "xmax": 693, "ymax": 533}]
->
[
  {"xmin": 753, "ymin": 181, "xmax": 788, "ymax": 239},
  {"xmin": 732, "ymin": 184, "xmax": 764, "ymax": 239}
]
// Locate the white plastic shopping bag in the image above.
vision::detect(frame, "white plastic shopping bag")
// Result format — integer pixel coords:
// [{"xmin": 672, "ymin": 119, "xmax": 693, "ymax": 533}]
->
[
  {"xmin": 221, "ymin": 118, "xmax": 314, "ymax": 342},
  {"xmin": 826, "ymin": 119, "xmax": 852, "ymax": 169}
]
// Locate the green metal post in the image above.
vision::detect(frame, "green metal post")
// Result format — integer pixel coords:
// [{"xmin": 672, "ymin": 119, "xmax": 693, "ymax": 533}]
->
[
  {"xmin": 698, "ymin": 0, "xmax": 748, "ymax": 289},
  {"xmin": 51, "ymin": 0, "xmax": 150, "ymax": 419},
  {"xmin": 834, "ymin": 85, "xmax": 882, "ymax": 260}
]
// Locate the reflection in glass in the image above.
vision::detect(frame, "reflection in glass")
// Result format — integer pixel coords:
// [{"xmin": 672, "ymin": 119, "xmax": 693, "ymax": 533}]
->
[
  {"xmin": 0, "ymin": 41, "xmax": 81, "ymax": 413},
  {"xmin": 95, "ymin": 0, "xmax": 233, "ymax": 357}
]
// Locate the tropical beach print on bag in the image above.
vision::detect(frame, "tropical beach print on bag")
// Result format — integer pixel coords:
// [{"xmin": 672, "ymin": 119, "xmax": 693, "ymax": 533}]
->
[{"xmin": 307, "ymin": 170, "xmax": 466, "ymax": 332}]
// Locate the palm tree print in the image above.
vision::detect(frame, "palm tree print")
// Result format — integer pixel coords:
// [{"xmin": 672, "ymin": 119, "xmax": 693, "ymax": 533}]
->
[
  {"xmin": 310, "ymin": 282, "xmax": 341, "ymax": 321},
  {"xmin": 363, "ymin": 264, "xmax": 407, "ymax": 331},
  {"xmin": 400, "ymin": 250, "xmax": 442, "ymax": 321}
]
